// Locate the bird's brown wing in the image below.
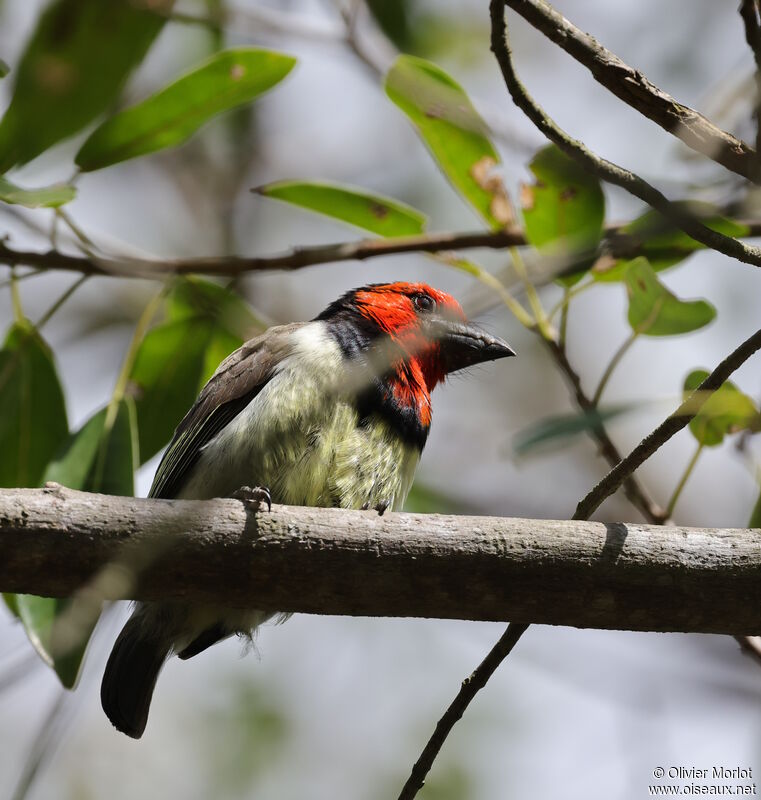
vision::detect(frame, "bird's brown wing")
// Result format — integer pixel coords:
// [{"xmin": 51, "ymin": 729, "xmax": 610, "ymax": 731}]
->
[{"xmin": 148, "ymin": 322, "xmax": 304, "ymax": 499}]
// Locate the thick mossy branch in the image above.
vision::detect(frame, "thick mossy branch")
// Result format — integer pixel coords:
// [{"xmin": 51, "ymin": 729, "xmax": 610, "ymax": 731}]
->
[{"xmin": 1, "ymin": 485, "xmax": 761, "ymax": 635}]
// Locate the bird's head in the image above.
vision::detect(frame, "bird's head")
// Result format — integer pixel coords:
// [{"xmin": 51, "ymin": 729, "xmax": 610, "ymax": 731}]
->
[{"xmin": 316, "ymin": 282, "xmax": 514, "ymax": 437}]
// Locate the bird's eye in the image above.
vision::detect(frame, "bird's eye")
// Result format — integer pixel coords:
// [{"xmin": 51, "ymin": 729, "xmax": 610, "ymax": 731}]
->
[{"xmin": 413, "ymin": 294, "xmax": 436, "ymax": 313}]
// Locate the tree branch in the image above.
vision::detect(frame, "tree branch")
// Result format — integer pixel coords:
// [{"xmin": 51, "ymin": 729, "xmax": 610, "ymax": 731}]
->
[
  {"xmin": 3, "ymin": 217, "xmax": 761, "ymax": 280},
  {"xmin": 507, "ymin": 0, "xmax": 759, "ymax": 182},
  {"xmin": 2, "ymin": 485, "xmax": 761, "ymax": 634},
  {"xmin": 489, "ymin": 0, "xmax": 761, "ymax": 269},
  {"xmin": 574, "ymin": 325, "xmax": 761, "ymax": 519},
  {"xmin": 740, "ymin": 0, "xmax": 761, "ymax": 162}
]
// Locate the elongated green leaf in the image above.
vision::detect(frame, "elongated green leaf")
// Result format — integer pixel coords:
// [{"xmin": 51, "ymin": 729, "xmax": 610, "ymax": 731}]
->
[
  {"xmin": 521, "ymin": 144, "xmax": 604, "ymax": 285},
  {"xmin": 76, "ymin": 48, "xmax": 296, "ymax": 171},
  {"xmin": 684, "ymin": 370, "xmax": 759, "ymax": 447},
  {"xmin": 750, "ymin": 491, "xmax": 761, "ymax": 528},
  {"xmin": 624, "ymin": 257, "xmax": 716, "ymax": 336},
  {"xmin": 386, "ymin": 55, "xmax": 508, "ymax": 228},
  {"xmin": 0, "ymin": 59, "xmax": 9, "ymax": 79},
  {"xmin": 514, "ymin": 405, "xmax": 635, "ymax": 456},
  {"xmin": 128, "ymin": 318, "xmax": 211, "ymax": 464},
  {"xmin": 595, "ymin": 202, "xmax": 749, "ymax": 282},
  {"xmin": 0, "ymin": 321, "xmax": 68, "ymax": 488},
  {"xmin": 0, "ymin": 175, "xmax": 75, "ymax": 208},
  {"xmin": 0, "ymin": 0, "xmax": 170, "ymax": 171},
  {"xmin": 256, "ymin": 180, "xmax": 426, "ymax": 237},
  {"xmin": 12, "ymin": 401, "xmax": 136, "ymax": 689},
  {"xmin": 168, "ymin": 277, "xmax": 259, "ymax": 384}
]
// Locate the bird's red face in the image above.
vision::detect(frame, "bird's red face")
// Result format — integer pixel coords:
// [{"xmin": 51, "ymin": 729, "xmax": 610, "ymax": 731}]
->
[{"xmin": 350, "ymin": 282, "xmax": 514, "ymax": 427}]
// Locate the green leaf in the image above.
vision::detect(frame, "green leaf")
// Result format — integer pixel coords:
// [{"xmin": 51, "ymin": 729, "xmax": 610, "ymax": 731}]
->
[
  {"xmin": 521, "ymin": 145, "xmax": 605, "ymax": 284},
  {"xmin": 385, "ymin": 55, "xmax": 508, "ymax": 228},
  {"xmin": 13, "ymin": 595, "xmax": 91, "ymax": 689},
  {"xmin": 0, "ymin": 0, "xmax": 170, "ymax": 172},
  {"xmin": 0, "ymin": 175, "xmax": 75, "ymax": 208},
  {"xmin": 624, "ymin": 257, "xmax": 716, "ymax": 336},
  {"xmin": 168, "ymin": 277, "xmax": 256, "ymax": 383},
  {"xmin": 366, "ymin": 0, "xmax": 419, "ymax": 52},
  {"xmin": 684, "ymin": 370, "xmax": 759, "ymax": 447},
  {"xmin": 0, "ymin": 59, "xmax": 9, "ymax": 79},
  {"xmin": 256, "ymin": 180, "xmax": 426, "ymax": 237},
  {"xmin": 76, "ymin": 48, "xmax": 296, "ymax": 171},
  {"xmin": 128, "ymin": 318, "xmax": 211, "ymax": 464},
  {"xmin": 750, "ymin": 491, "xmax": 761, "ymax": 528},
  {"xmin": 0, "ymin": 321, "xmax": 68, "ymax": 488},
  {"xmin": 12, "ymin": 401, "xmax": 136, "ymax": 689},
  {"xmin": 513, "ymin": 405, "xmax": 635, "ymax": 456},
  {"xmin": 595, "ymin": 202, "xmax": 749, "ymax": 282}
]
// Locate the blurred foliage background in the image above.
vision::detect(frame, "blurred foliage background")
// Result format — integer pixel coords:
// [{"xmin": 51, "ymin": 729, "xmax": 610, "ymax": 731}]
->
[{"xmin": 1, "ymin": 1, "xmax": 761, "ymax": 798}]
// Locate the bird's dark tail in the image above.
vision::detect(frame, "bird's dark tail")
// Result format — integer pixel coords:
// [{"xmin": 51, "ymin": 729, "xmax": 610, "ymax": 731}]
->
[{"xmin": 101, "ymin": 611, "xmax": 171, "ymax": 739}]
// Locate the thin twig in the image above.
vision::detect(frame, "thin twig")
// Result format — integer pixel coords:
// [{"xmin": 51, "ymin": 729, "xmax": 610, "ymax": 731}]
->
[
  {"xmin": 592, "ymin": 330, "xmax": 638, "ymax": 406},
  {"xmin": 3, "ymin": 214, "xmax": 761, "ymax": 281},
  {"xmin": 489, "ymin": 0, "xmax": 761, "ymax": 269},
  {"xmin": 740, "ymin": 0, "xmax": 761, "ymax": 165},
  {"xmin": 397, "ymin": 622, "xmax": 529, "ymax": 800},
  {"xmin": 574, "ymin": 326, "xmax": 761, "ymax": 520},
  {"xmin": 543, "ymin": 339, "xmax": 666, "ymax": 524},
  {"xmin": 508, "ymin": 0, "xmax": 758, "ymax": 182}
]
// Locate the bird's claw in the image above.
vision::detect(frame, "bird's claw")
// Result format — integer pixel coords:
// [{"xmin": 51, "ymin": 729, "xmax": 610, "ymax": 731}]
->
[
  {"xmin": 362, "ymin": 499, "xmax": 390, "ymax": 516},
  {"xmin": 231, "ymin": 485, "xmax": 272, "ymax": 512}
]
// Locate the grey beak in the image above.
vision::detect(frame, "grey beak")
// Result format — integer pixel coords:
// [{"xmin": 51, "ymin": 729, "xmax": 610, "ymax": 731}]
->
[{"xmin": 429, "ymin": 318, "xmax": 516, "ymax": 374}]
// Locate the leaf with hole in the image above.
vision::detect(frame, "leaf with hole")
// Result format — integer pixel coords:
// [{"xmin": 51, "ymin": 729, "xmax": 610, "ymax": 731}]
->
[
  {"xmin": 0, "ymin": 0, "xmax": 170, "ymax": 171},
  {"xmin": 76, "ymin": 48, "xmax": 296, "ymax": 170},
  {"xmin": 256, "ymin": 180, "xmax": 426, "ymax": 237},
  {"xmin": 521, "ymin": 144, "xmax": 605, "ymax": 286},
  {"xmin": 683, "ymin": 370, "xmax": 759, "ymax": 447},
  {"xmin": 624, "ymin": 257, "xmax": 715, "ymax": 336},
  {"xmin": 386, "ymin": 55, "xmax": 508, "ymax": 228}
]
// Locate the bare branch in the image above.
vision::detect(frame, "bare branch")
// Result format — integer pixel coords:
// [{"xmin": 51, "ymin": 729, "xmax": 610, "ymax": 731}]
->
[
  {"xmin": 489, "ymin": 0, "xmax": 761, "ymax": 269},
  {"xmin": 4, "ymin": 217, "xmax": 761, "ymax": 280},
  {"xmin": 3, "ymin": 485, "xmax": 761, "ymax": 633},
  {"xmin": 574, "ymin": 325, "xmax": 761, "ymax": 520},
  {"xmin": 397, "ymin": 622, "xmax": 529, "ymax": 800},
  {"xmin": 740, "ymin": 0, "xmax": 761, "ymax": 161},
  {"xmin": 508, "ymin": 0, "xmax": 759, "ymax": 182}
]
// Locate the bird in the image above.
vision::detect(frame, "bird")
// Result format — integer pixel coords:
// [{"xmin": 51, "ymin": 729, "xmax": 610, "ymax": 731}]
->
[{"xmin": 101, "ymin": 281, "xmax": 515, "ymax": 738}]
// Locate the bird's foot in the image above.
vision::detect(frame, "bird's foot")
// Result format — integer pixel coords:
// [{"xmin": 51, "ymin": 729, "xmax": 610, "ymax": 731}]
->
[
  {"xmin": 231, "ymin": 485, "xmax": 272, "ymax": 512},
  {"xmin": 362, "ymin": 499, "xmax": 390, "ymax": 516}
]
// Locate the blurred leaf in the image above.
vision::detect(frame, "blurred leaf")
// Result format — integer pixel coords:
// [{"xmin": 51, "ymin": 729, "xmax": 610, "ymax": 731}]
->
[
  {"xmin": 256, "ymin": 180, "xmax": 426, "ymax": 237},
  {"xmin": 750, "ymin": 491, "xmax": 761, "ymax": 528},
  {"xmin": 514, "ymin": 404, "xmax": 635, "ymax": 456},
  {"xmin": 0, "ymin": 175, "xmax": 75, "ymax": 208},
  {"xmin": 13, "ymin": 401, "xmax": 135, "ymax": 689},
  {"xmin": 0, "ymin": 321, "xmax": 68, "ymax": 488},
  {"xmin": 386, "ymin": 55, "xmax": 508, "ymax": 228},
  {"xmin": 684, "ymin": 370, "xmax": 759, "ymax": 447},
  {"xmin": 76, "ymin": 48, "xmax": 296, "ymax": 170},
  {"xmin": 0, "ymin": 0, "xmax": 170, "ymax": 171},
  {"xmin": 624, "ymin": 257, "xmax": 716, "ymax": 336},
  {"xmin": 13, "ymin": 595, "xmax": 89, "ymax": 688},
  {"xmin": 366, "ymin": 0, "xmax": 418, "ymax": 52},
  {"xmin": 595, "ymin": 202, "xmax": 749, "ymax": 281},
  {"xmin": 404, "ymin": 482, "xmax": 466, "ymax": 514},
  {"xmin": 3, "ymin": 592, "xmax": 19, "ymax": 617},
  {"xmin": 128, "ymin": 318, "xmax": 211, "ymax": 464},
  {"xmin": 521, "ymin": 144, "xmax": 604, "ymax": 285},
  {"xmin": 129, "ymin": 279, "xmax": 255, "ymax": 462},
  {"xmin": 0, "ymin": 58, "xmax": 9, "ymax": 78}
]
